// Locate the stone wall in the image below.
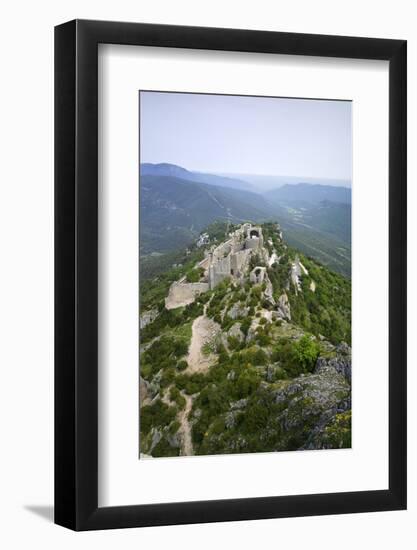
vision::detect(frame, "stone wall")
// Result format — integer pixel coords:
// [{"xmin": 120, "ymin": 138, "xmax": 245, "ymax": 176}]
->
[
  {"xmin": 209, "ymin": 254, "xmax": 231, "ymax": 289},
  {"xmin": 212, "ymin": 241, "xmax": 232, "ymax": 261},
  {"xmin": 165, "ymin": 281, "xmax": 209, "ymax": 310},
  {"xmin": 250, "ymin": 266, "xmax": 267, "ymax": 284},
  {"xmin": 206, "ymin": 223, "xmax": 265, "ymax": 289},
  {"xmin": 245, "ymin": 225, "xmax": 264, "ymax": 249},
  {"xmin": 230, "ymin": 249, "xmax": 251, "ymax": 275}
]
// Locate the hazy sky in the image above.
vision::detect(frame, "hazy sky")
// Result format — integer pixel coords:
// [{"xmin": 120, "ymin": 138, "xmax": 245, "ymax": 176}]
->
[{"xmin": 140, "ymin": 91, "xmax": 352, "ymax": 181}]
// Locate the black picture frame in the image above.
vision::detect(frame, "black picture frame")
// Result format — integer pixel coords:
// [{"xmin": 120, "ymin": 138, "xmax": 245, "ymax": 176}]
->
[{"xmin": 55, "ymin": 19, "xmax": 407, "ymax": 531}]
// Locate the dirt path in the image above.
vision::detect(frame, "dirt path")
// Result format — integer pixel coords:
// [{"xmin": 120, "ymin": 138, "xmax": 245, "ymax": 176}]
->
[
  {"xmin": 178, "ymin": 393, "xmax": 194, "ymax": 456},
  {"xmin": 186, "ymin": 310, "xmax": 219, "ymax": 373}
]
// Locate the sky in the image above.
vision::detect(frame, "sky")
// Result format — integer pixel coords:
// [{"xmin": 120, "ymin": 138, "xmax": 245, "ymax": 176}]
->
[{"xmin": 140, "ymin": 91, "xmax": 352, "ymax": 182}]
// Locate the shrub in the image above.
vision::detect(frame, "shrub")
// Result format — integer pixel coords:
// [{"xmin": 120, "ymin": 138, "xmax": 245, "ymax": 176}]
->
[
  {"xmin": 292, "ymin": 335, "xmax": 320, "ymax": 373},
  {"xmin": 169, "ymin": 387, "xmax": 186, "ymax": 409},
  {"xmin": 251, "ymin": 286, "xmax": 262, "ymax": 300},
  {"xmin": 186, "ymin": 267, "xmax": 204, "ymax": 283},
  {"xmin": 169, "ymin": 420, "xmax": 181, "ymax": 434},
  {"xmin": 227, "ymin": 336, "xmax": 241, "ymax": 351},
  {"xmin": 173, "ymin": 339, "xmax": 189, "ymax": 358},
  {"xmin": 183, "ymin": 301, "xmax": 204, "ymax": 319},
  {"xmin": 235, "ymin": 368, "xmax": 261, "ymax": 399},
  {"xmin": 176, "ymin": 373, "xmax": 206, "ymax": 395},
  {"xmin": 240, "ymin": 318, "xmax": 252, "ymax": 337},
  {"xmin": 256, "ymin": 331, "xmax": 271, "ymax": 347},
  {"xmin": 323, "ymin": 410, "xmax": 351, "ymax": 448},
  {"xmin": 216, "ymin": 342, "xmax": 227, "ymax": 355},
  {"xmin": 160, "ymin": 367, "xmax": 176, "ymax": 388},
  {"xmin": 271, "ymin": 335, "xmax": 319, "ymax": 377},
  {"xmin": 152, "ymin": 438, "xmax": 180, "ymax": 457},
  {"xmin": 176, "ymin": 360, "xmax": 188, "ymax": 371},
  {"xmin": 252, "ymin": 348, "xmax": 268, "ymax": 365},
  {"xmin": 221, "ymin": 317, "xmax": 235, "ymax": 332},
  {"xmin": 141, "ymin": 335, "xmax": 189, "ymax": 380},
  {"xmin": 140, "ymin": 400, "xmax": 177, "ymax": 435}
]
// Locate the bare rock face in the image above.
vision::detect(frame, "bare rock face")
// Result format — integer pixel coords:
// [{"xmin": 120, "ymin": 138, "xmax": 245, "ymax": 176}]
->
[
  {"xmin": 265, "ymin": 363, "xmax": 286, "ymax": 382},
  {"xmin": 147, "ymin": 369, "xmax": 163, "ymax": 400},
  {"xmin": 300, "ymin": 406, "xmax": 351, "ymax": 450},
  {"xmin": 263, "ymin": 278, "xmax": 276, "ymax": 306},
  {"xmin": 230, "ymin": 398, "xmax": 249, "ymax": 410},
  {"xmin": 246, "ymin": 318, "xmax": 260, "ymax": 343},
  {"xmin": 200, "ymin": 364, "xmax": 351, "ymax": 455},
  {"xmin": 139, "ymin": 376, "xmax": 150, "ymax": 404},
  {"xmin": 222, "ymin": 322, "xmax": 245, "ymax": 350},
  {"xmin": 227, "ymin": 323, "xmax": 245, "ymax": 343},
  {"xmin": 227, "ymin": 302, "xmax": 249, "ymax": 320},
  {"xmin": 225, "ymin": 411, "xmax": 237, "ymax": 429},
  {"xmin": 166, "ymin": 431, "xmax": 181, "ymax": 449},
  {"xmin": 276, "ymin": 292, "xmax": 291, "ymax": 320},
  {"xmin": 140, "ymin": 308, "xmax": 158, "ymax": 329},
  {"xmin": 149, "ymin": 428, "xmax": 162, "ymax": 453},
  {"xmin": 315, "ymin": 344, "xmax": 351, "ymax": 383},
  {"xmin": 273, "ymin": 369, "xmax": 349, "ymax": 417},
  {"xmin": 270, "ymin": 366, "xmax": 351, "ymax": 450}
]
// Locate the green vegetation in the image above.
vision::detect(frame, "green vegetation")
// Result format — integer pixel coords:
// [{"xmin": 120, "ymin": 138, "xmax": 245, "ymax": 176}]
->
[
  {"xmin": 176, "ymin": 360, "xmax": 188, "ymax": 371},
  {"xmin": 139, "ymin": 221, "xmax": 351, "ymax": 457},
  {"xmin": 152, "ymin": 438, "xmax": 180, "ymax": 457},
  {"xmin": 280, "ymin": 222, "xmax": 351, "ymax": 278},
  {"xmin": 140, "ymin": 246, "xmax": 204, "ymax": 310},
  {"xmin": 140, "ymin": 400, "xmax": 178, "ymax": 435},
  {"xmin": 141, "ymin": 301, "xmax": 203, "ymax": 344},
  {"xmin": 289, "ymin": 255, "xmax": 351, "ymax": 344},
  {"xmin": 205, "ymin": 220, "xmax": 233, "ymax": 242},
  {"xmin": 264, "ymin": 238, "xmax": 351, "ymax": 344},
  {"xmin": 169, "ymin": 386, "xmax": 186, "ymax": 409},
  {"xmin": 271, "ymin": 335, "xmax": 319, "ymax": 377},
  {"xmin": 249, "ymin": 252, "xmax": 266, "ymax": 270},
  {"xmin": 186, "ymin": 267, "xmax": 205, "ymax": 282},
  {"xmin": 140, "ymin": 172, "xmax": 351, "ymax": 276},
  {"xmin": 322, "ymin": 410, "xmax": 352, "ymax": 448},
  {"xmin": 140, "ymin": 333, "xmax": 190, "ymax": 380}
]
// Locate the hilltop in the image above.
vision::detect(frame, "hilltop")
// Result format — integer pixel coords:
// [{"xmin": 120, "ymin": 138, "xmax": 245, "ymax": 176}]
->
[{"xmin": 139, "ymin": 222, "xmax": 351, "ymax": 458}]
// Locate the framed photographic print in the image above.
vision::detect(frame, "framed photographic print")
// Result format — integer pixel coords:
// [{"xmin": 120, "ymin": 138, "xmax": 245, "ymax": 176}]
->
[{"xmin": 55, "ymin": 20, "xmax": 407, "ymax": 530}]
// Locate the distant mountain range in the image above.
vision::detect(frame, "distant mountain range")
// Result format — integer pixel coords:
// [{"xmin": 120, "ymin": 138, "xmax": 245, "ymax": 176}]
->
[
  {"xmin": 219, "ymin": 173, "xmax": 351, "ymax": 191},
  {"xmin": 141, "ymin": 163, "xmax": 253, "ymax": 191},
  {"xmin": 139, "ymin": 163, "xmax": 352, "ymax": 277},
  {"xmin": 266, "ymin": 183, "xmax": 351, "ymax": 206},
  {"xmin": 140, "ymin": 174, "xmax": 275, "ymax": 254}
]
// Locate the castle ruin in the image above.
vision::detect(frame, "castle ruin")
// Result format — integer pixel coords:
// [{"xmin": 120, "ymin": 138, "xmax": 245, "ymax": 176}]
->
[
  {"xmin": 249, "ymin": 266, "xmax": 267, "ymax": 285},
  {"xmin": 165, "ymin": 224, "xmax": 266, "ymax": 309},
  {"xmin": 207, "ymin": 223, "xmax": 264, "ymax": 289}
]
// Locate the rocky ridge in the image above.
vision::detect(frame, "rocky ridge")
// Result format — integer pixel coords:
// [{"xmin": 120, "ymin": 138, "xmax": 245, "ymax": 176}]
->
[{"xmin": 139, "ymin": 222, "xmax": 351, "ymax": 457}]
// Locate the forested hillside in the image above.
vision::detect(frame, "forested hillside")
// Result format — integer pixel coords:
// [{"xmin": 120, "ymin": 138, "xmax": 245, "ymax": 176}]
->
[{"xmin": 139, "ymin": 167, "xmax": 352, "ymax": 277}]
